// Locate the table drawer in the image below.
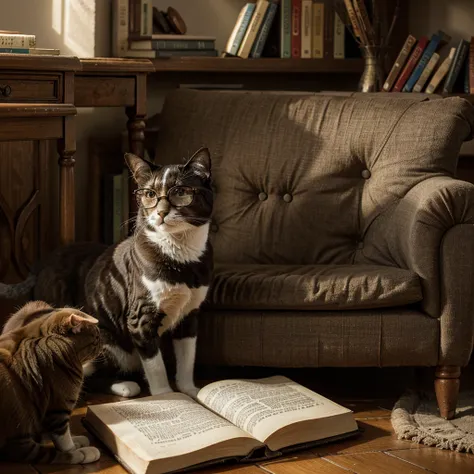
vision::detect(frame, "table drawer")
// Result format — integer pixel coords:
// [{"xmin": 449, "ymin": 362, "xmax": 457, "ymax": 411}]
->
[{"xmin": 0, "ymin": 74, "xmax": 60, "ymax": 102}]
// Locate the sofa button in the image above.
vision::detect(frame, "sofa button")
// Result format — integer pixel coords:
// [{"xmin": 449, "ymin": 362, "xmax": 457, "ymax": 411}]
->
[
  {"xmin": 357, "ymin": 241, "xmax": 364, "ymax": 249},
  {"xmin": 361, "ymin": 169, "xmax": 371, "ymax": 179},
  {"xmin": 283, "ymin": 193, "xmax": 293, "ymax": 203},
  {"xmin": 258, "ymin": 192, "xmax": 268, "ymax": 201},
  {"xmin": 211, "ymin": 223, "xmax": 219, "ymax": 233}
]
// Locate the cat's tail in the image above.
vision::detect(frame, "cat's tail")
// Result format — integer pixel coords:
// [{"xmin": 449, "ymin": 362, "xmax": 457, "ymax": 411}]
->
[{"xmin": 0, "ymin": 273, "xmax": 36, "ymax": 299}]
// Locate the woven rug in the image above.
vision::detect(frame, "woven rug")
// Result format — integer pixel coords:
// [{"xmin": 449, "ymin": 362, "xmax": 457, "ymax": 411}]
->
[{"xmin": 391, "ymin": 391, "xmax": 474, "ymax": 453}]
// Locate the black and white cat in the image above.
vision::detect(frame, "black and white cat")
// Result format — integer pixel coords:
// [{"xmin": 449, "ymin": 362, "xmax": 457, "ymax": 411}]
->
[{"xmin": 0, "ymin": 147, "xmax": 214, "ymax": 398}]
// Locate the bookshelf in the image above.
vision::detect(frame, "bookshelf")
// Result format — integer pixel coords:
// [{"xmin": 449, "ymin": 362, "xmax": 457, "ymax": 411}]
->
[{"xmin": 151, "ymin": 57, "xmax": 365, "ymax": 74}]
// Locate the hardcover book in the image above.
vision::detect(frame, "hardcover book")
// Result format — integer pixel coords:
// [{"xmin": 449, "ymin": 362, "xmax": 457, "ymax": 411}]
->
[
  {"xmin": 402, "ymin": 30, "xmax": 450, "ymax": 92},
  {"xmin": 238, "ymin": 0, "xmax": 270, "ymax": 58},
  {"xmin": 83, "ymin": 376, "xmax": 359, "ymax": 474},
  {"xmin": 425, "ymin": 47, "xmax": 456, "ymax": 94},
  {"xmin": 224, "ymin": 3, "xmax": 255, "ymax": 56},
  {"xmin": 442, "ymin": 38, "xmax": 470, "ymax": 93},
  {"xmin": 392, "ymin": 36, "xmax": 428, "ymax": 92}
]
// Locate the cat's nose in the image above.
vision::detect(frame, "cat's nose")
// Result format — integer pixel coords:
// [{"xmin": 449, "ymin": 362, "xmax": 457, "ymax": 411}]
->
[{"xmin": 157, "ymin": 211, "xmax": 168, "ymax": 224}]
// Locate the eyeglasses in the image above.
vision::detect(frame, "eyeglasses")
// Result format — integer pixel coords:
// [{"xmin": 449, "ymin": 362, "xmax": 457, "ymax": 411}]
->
[{"xmin": 134, "ymin": 186, "xmax": 206, "ymax": 209}]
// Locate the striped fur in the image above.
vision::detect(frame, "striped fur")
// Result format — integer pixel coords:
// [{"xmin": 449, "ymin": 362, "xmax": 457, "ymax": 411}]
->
[
  {"xmin": 0, "ymin": 301, "xmax": 101, "ymax": 464},
  {"xmin": 20, "ymin": 149, "xmax": 214, "ymax": 398}
]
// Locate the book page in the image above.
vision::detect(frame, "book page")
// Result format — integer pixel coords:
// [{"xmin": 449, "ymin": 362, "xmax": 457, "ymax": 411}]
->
[
  {"xmin": 88, "ymin": 393, "xmax": 256, "ymax": 461},
  {"xmin": 197, "ymin": 376, "xmax": 351, "ymax": 443}
]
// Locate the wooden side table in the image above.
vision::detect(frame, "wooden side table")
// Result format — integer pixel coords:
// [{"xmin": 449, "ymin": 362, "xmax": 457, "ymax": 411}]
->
[
  {"xmin": 0, "ymin": 55, "xmax": 81, "ymax": 256},
  {"xmin": 75, "ymin": 58, "xmax": 154, "ymax": 225}
]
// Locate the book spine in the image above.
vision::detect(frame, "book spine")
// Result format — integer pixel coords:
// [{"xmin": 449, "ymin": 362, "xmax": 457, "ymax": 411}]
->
[
  {"xmin": 311, "ymin": 2, "xmax": 324, "ymax": 58},
  {"xmin": 0, "ymin": 34, "xmax": 36, "ymax": 48},
  {"xmin": 238, "ymin": 0, "xmax": 269, "ymax": 58},
  {"xmin": 383, "ymin": 34, "xmax": 416, "ymax": 91},
  {"xmin": 413, "ymin": 52, "xmax": 440, "ymax": 92},
  {"xmin": 251, "ymin": 2, "xmax": 278, "ymax": 58},
  {"xmin": 0, "ymin": 48, "xmax": 29, "ymax": 53},
  {"xmin": 470, "ymin": 37, "xmax": 474, "ymax": 94},
  {"xmin": 112, "ymin": 0, "xmax": 129, "ymax": 57},
  {"xmin": 334, "ymin": 12, "xmax": 345, "ymax": 59},
  {"xmin": 280, "ymin": 0, "xmax": 292, "ymax": 58},
  {"xmin": 426, "ymin": 47, "xmax": 455, "ymax": 94},
  {"xmin": 291, "ymin": 0, "xmax": 302, "ymax": 58},
  {"xmin": 403, "ymin": 33, "xmax": 441, "ymax": 92},
  {"xmin": 301, "ymin": 0, "xmax": 312, "ymax": 58},
  {"xmin": 464, "ymin": 54, "xmax": 470, "ymax": 93},
  {"xmin": 323, "ymin": 0, "xmax": 334, "ymax": 58},
  {"xmin": 141, "ymin": 0, "xmax": 153, "ymax": 37},
  {"xmin": 392, "ymin": 36, "xmax": 428, "ymax": 92},
  {"xmin": 131, "ymin": 40, "xmax": 215, "ymax": 51},
  {"xmin": 442, "ymin": 39, "xmax": 469, "ymax": 93},
  {"xmin": 225, "ymin": 4, "xmax": 255, "ymax": 55},
  {"xmin": 129, "ymin": 0, "xmax": 141, "ymax": 36}
]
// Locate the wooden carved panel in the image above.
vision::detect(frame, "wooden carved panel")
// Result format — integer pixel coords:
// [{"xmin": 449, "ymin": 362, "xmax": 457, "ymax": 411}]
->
[{"xmin": 0, "ymin": 139, "xmax": 56, "ymax": 321}]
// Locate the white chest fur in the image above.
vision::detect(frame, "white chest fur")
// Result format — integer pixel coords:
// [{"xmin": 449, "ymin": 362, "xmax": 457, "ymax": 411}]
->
[{"xmin": 142, "ymin": 276, "xmax": 208, "ymax": 335}]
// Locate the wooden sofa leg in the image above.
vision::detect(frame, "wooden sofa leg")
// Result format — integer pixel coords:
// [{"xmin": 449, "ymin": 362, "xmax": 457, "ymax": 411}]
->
[{"xmin": 435, "ymin": 366, "xmax": 461, "ymax": 420}]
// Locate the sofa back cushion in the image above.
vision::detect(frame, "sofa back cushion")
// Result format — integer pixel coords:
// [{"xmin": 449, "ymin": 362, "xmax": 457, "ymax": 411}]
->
[{"xmin": 154, "ymin": 90, "xmax": 474, "ymax": 264}]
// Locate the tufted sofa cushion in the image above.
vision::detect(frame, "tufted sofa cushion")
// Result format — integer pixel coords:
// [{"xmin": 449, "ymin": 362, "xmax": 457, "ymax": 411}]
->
[
  {"xmin": 155, "ymin": 90, "xmax": 474, "ymax": 265},
  {"xmin": 207, "ymin": 263, "xmax": 422, "ymax": 310}
]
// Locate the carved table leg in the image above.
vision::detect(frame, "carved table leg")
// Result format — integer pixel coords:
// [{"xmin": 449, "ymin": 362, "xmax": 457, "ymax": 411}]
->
[
  {"xmin": 58, "ymin": 116, "xmax": 76, "ymax": 245},
  {"xmin": 435, "ymin": 365, "xmax": 461, "ymax": 420}
]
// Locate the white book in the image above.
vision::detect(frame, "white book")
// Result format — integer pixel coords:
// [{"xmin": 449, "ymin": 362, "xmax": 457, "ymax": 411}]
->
[
  {"xmin": 413, "ymin": 52, "xmax": 440, "ymax": 92},
  {"xmin": 334, "ymin": 13, "xmax": 345, "ymax": 59},
  {"xmin": 301, "ymin": 0, "xmax": 312, "ymax": 58},
  {"xmin": 112, "ymin": 0, "xmax": 128, "ymax": 57},
  {"xmin": 425, "ymin": 47, "xmax": 456, "ymax": 94},
  {"xmin": 0, "ymin": 34, "xmax": 36, "ymax": 48}
]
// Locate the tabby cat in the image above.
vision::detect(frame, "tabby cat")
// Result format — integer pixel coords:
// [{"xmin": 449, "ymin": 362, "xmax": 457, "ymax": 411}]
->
[
  {"xmin": 0, "ymin": 301, "xmax": 101, "ymax": 464},
  {"xmin": 0, "ymin": 147, "xmax": 213, "ymax": 399}
]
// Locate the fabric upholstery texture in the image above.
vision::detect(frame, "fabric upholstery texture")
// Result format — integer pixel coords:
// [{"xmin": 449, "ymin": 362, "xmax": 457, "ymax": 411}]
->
[
  {"xmin": 196, "ymin": 309, "xmax": 438, "ymax": 368},
  {"xmin": 155, "ymin": 89, "xmax": 474, "ymax": 368},
  {"xmin": 208, "ymin": 263, "xmax": 422, "ymax": 310}
]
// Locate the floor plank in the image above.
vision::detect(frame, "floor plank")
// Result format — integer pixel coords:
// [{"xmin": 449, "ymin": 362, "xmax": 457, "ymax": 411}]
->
[
  {"xmin": 310, "ymin": 418, "xmax": 423, "ymax": 456},
  {"xmin": 259, "ymin": 455, "xmax": 353, "ymax": 474},
  {"xmin": 337, "ymin": 400, "xmax": 392, "ymax": 420},
  {"xmin": 389, "ymin": 448, "xmax": 474, "ymax": 474},
  {"xmin": 327, "ymin": 452, "xmax": 431, "ymax": 474},
  {"xmin": 202, "ymin": 466, "xmax": 267, "ymax": 474}
]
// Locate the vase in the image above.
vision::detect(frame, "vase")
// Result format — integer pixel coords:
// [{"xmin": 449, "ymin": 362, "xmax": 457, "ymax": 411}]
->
[{"xmin": 358, "ymin": 46, "xmax": 385, "ymax": 93}]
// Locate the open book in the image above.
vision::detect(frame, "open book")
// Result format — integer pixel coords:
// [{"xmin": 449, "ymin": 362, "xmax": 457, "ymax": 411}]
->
[{"xmin": 83, "ymin": 376, "xmax": 359, "ymax": 474}]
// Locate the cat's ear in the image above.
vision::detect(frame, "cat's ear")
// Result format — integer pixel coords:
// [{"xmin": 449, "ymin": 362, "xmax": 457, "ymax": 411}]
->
[
  {"xmin": 67, "ymin": 313, "xmax": 99, "ymax": 334},
  {"xmin": 124, "ymin": 153, "xmax": 160, "ymax": 184},
  {"xmin": 183, "ymin": 147, "xmax": 211, "ymax": 181}
]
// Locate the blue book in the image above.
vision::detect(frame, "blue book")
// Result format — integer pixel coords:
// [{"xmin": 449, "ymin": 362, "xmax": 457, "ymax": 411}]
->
[
  {"xmin": 403, "ymin": 31, "xmax": 450, "ymax": 92},
  {"xmin": 250, "ymin": 2, "xmax": 278, "ymax": 58},
  {"xmin": 0, "ymin": 48, "xmax": 29, "ymax": 53},
  {"xmin": 225, "ymin": 3, "xmax": 256, "ymax": 56}
]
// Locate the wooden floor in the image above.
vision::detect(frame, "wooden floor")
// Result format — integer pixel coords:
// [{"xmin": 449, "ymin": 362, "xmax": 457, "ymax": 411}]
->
[{"xmin": 2, "ymin": 366, "xmax": 474, "ymax": 474}]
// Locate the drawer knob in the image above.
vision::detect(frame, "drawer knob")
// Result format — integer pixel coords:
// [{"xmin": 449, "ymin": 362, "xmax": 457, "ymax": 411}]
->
[{"xmin": 0, "ymin": 85, "xmax": 12, "ymax": 97}]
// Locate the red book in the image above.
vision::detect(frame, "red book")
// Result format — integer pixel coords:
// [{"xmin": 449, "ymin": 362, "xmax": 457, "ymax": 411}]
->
[
  {"xmin": 291, "ymin": 0, "xmax": 301, "ymax": 58},
  {"xmin": 392, "ymin": 36, "xmax": 429, "ymax": 92},
  {"xmin": 470, "ymin": 36, "xmax": 474, "ymax": 94}
]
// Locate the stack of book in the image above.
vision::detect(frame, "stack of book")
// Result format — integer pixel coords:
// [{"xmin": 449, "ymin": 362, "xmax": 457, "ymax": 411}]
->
[
  {"xmin": 112, "ymin": 1, "xmax": 217, "ymax": 58},
  {"xmin": 0, "ymin": 30, "xmax": 60, "ymax": 55},
  {"xmin": 383, "ymin": 32, "xmax": 474, "ymax": 94},
  {"xmin": 224, "ymin": 0, "xmax": 360, "ymax": 59}
]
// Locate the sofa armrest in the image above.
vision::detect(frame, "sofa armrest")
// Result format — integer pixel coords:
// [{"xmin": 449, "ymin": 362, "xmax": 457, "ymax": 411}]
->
[{"xmin": 358, "ymin": 176, "xmax": 474, "ymax": 365}]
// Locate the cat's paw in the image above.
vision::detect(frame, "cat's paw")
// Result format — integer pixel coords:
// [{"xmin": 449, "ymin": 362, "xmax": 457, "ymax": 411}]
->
[
  {"xmin": 177, "ymin": 384, "xmax": 200, "ymax": 399},
  {"xmin": 74, "ymin": 446, "xmax": 101, "ymax": 464},
  {"xmin": 110, "ymin": 381, "xmax": 141, "ymax": 397},
  {"xmin": 72, "ymin": 435, "xmax": 90, "ymax": 448}
]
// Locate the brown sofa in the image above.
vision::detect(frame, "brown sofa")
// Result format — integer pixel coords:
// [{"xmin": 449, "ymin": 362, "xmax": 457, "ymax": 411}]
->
[{"xmin": 154, "ymin": 89, "xmax": 474, "ymax": 419}]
